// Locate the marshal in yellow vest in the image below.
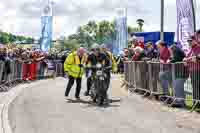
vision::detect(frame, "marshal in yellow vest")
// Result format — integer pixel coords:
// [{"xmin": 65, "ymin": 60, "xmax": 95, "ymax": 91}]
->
[{"xmin": 64, "ymin": 51, "xmax": 87, "ymax": 78}]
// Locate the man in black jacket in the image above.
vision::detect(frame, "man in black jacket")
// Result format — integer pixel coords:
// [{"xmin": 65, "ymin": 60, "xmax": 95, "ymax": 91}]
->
[{"xmin": 84, "ymin": 47, "xmax": 111, "ymax": 96}]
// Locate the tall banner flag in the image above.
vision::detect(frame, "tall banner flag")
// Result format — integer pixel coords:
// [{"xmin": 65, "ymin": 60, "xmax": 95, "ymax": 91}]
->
[
  {"xmin": 114, "ymin": 8, "xmax": 128, "ymax": 55},
  {"xmin": 40, "ymin": 0, "xmax": 53, "ymax": 52},
  {"xmin": 176, "ymin": 0, "xmax": 195, "ymax": 54}
]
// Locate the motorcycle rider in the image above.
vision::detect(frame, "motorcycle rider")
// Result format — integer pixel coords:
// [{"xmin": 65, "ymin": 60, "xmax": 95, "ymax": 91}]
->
[
  {"xmin": 100, "ymin": 44, "xmax": 117, "ymax": 89},
  {"xmin": 84, "ymin": 45, "xmax": 111, "ymax": 98},
  {"xmin": 84, "ymin": 46, "xmax": 96, "ymax": 96}
]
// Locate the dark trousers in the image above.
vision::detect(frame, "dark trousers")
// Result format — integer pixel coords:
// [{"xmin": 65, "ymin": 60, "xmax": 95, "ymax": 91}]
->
[
  {"xmin": 65, "ymin": 76, "xmax": 82, "ymax": 98},
  {"xmin": 87, "ymin": 77, "xmax": 92, "ymax": 92}
]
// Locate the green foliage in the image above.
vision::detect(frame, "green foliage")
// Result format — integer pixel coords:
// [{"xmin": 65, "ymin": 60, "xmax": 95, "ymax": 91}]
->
[
  {"xmin": 57, "ymin": 19, "xmax": 145, "ymax": 51},
  {"xmin": 63, "ymin": 39, "xmax": 80, "ymax": 50},
  {"xmin": 0, "ymin": 32, "xmax": 10, "ymax": 44},
  {"xmin": 0, "ymin": 31, "xmax": 34, "ymax": 44},
  {"xmin": 71, "ymin": 20, "xmax": 116, "ymax": 48},
  {"xmin": 128, "ymin": 26, "xmax": 141, "ymax": 33}
]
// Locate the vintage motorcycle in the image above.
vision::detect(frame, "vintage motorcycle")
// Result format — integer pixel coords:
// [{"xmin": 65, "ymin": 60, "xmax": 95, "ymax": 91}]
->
[{"xmin": 87, "ymin": 63, "xmax": 111, "ymax": 106}]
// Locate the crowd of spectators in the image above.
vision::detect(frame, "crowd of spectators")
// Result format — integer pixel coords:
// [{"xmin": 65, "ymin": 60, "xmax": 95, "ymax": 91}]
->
[
  {"xmin": 120, "ymin": 30, "xmax": 200, "ymax": 108},
  {"xmin": 0, "ymin": 45, "xmax": 68, "ymax": 84}
]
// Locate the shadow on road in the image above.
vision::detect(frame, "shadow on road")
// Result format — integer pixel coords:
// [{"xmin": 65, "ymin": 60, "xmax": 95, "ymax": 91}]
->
[
  {"xmin": 84, "ymin": 102, "xmax": 121, "ymax": 108},
  {"xmin": 66, "ymin": 98, "xmax": 121, "ymax": 108}
]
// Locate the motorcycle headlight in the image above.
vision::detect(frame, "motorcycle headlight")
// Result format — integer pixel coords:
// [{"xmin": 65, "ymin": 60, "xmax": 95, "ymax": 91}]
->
[{"xmin": 96, "ymin": 63, "xmax": 102, "ymax": 68}]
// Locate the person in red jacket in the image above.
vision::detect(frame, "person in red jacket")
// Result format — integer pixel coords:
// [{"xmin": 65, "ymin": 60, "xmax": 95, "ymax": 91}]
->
[
  {"xmin": 183, "ymin": 36, "xmax": 200, "ymax": 108},
  {"xmin": 135, "ymin": 41, "xmax": 145, "ymax": 49},
  {"xmin": 156, "ymin": 40, "xmax": 170, "ymax": 63},
  {"xmin": 156, "ymin": 40, "xmax": 172, "ymax": 101},
  {"xmin": 132, "ymin": 46, "xmax": 145, "ymax": 61}
]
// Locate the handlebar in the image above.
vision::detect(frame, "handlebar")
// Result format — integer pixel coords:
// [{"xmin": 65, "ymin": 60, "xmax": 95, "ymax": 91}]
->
[{"xmin": 85, "ymin": 65, "xmax": 112, "ymax": 70}]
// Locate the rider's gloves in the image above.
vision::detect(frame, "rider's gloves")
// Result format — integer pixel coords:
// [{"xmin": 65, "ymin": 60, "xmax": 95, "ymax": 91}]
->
[{"xmin": 79, "ymin": 64, "xmax": 84, "ymax": 68}]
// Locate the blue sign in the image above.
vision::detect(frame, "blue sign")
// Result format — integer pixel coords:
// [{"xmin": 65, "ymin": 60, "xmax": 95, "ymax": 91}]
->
[
  {"xmin": 131, "ymin": 32, "xmax": 175, "ymax": 46},
  {"xmin": 113, "ymin": 9, "xmax": 128, "ymax": 55},
  {"xmin": 40, "ymin": 16, "xmax": 53, "ymax": 52},
  {"xmin": 40, "ymin": 1, "xmax": 53, "ymax": 52}
]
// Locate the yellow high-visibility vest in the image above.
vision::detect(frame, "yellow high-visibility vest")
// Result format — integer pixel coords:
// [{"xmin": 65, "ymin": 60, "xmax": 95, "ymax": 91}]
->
[{"xmin": 64, "ymin": 51, "xmax": 87, "ymax": 78}]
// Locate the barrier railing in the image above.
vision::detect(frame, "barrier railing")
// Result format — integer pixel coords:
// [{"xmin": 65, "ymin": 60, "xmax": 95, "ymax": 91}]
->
[
  {"xmin": 124, "ymin": 61, "xmax": 200, "ymax": 112},
  {"xmin": 0, "ymin": 60, "xmax": 64, "ymax": 92}
]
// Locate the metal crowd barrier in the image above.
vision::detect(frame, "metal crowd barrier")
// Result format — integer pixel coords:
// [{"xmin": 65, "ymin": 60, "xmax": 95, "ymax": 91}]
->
[
  {"xmin": 55, "ymin": 63, "xmax": 64, "ymax": 77},
  {"xmin": 0, "ymin": 60, "xmax": 64, "ymax": 92},
  {"xmin": 124, "ymin": 61, "xmax": 200, "ymax": 111}
]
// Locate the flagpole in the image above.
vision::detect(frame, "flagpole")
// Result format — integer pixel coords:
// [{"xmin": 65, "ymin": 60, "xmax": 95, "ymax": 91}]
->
[
  {"xmin": 160, "ymin": 0, "xmax": 164, "ymax": 41},
  {"xmin": 191, "ymin": 0, "xmax": 196, "ymax": 32}
]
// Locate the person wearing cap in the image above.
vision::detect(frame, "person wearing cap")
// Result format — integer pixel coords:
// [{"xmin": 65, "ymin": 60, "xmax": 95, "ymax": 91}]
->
[
  {"xmin": 144, "ymin": 42, "xmax": 158, "ymax": 59},
  {"xmin": 64, "ymin": 47, "xmax": 87, "ymax": 100}
]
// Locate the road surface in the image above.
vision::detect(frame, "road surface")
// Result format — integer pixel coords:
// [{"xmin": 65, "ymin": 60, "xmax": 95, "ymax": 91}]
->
[{"xmin": 8, "ymin": 76, "xmax": 200, "ymax": 133}]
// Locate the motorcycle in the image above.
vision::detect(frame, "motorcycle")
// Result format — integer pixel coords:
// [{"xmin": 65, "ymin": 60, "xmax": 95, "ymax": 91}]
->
[{"xmin": 87, "ymin": 63, "xmax": 111, "ymax": 106}]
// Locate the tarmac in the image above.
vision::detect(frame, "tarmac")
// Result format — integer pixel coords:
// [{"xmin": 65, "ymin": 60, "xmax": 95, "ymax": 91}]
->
[{"xmin": 0, "ymin": 75, "xmax": 200, "ymax": 133}]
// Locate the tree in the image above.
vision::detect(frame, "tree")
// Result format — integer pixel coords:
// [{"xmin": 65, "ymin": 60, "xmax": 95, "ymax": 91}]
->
[
  {"xmin": 0, "ymin": 32, "xmax": 10, "ymax": 44},
  {"xmin": 26, "ymin": 37, "xmax": 34, "ymax": 44},
  {"xmin": 128, "ymin": 26, "xmax": 140, "ymax": 34},
  {"xmin": 63, "ymin": 39, "xmax": 80, "ymax": 50},
  {"xmin": 136, "ymin": 19, "xmax": 144, "ymax": 32},
  {"xmin": 8, "ymin": 33, "xmax": 16, "ymax": 43},
  {"xmin": 0, "ymin": 30, "xmax": 34, "ymax": 44},
  {"xmin": 57, "ymin": 20, "xmax": 140, "ymax": 51}
]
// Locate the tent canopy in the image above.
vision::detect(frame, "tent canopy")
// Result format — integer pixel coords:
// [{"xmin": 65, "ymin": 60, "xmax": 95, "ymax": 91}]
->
[{"xmin": 130, "ymin": 31, "xmax": 175, "ymax": 46}]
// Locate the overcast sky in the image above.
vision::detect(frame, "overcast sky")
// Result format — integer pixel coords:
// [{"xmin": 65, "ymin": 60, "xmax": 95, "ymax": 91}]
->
[{"xmin": 0, "ymin": 0, "xmax": 199, "ymax": 39}]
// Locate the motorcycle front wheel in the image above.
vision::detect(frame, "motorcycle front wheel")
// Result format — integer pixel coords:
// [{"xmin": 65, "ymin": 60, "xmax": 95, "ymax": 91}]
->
[{"xmin": 97, "ymin": 96, "xmax": 104, "ymax": 106}]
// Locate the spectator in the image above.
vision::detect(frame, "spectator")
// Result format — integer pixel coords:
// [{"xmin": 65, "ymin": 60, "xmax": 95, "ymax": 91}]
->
[
  {"xmin": 45, "ymin": 53, "xmax": 56, "ymax": 78},
  {"xmin": 22, "ymin": 50, "xmax": 32, "ymax": 81},
  {"xmin": 168, "ymin": 45, "xmax": 188, "ymax": 107},
  {"xmin": 35, "ymin": 51, "xmax": 46, "ymax": 79},
  {"xmin": 195, "ymin": 29, "xmax": 200, "ymax": 44},
  {"xmin": 144, "ymin": 42, "xmax": 158, "ymax": 59},
  {"xmin": 129, "ymin": 36, "xmax": 138, "ymax": 48},
  {"xmin": 0, "ymin": 47, "xmax": 11, "ymax": 83},
  {"xmin": 156, "ymin": 40, "xmax": 170, "ymax": 63},
  {"xmin": 116, "ymin": 51, "xmax": 125, "ymax": 73},
  {"xmin": 123, "ymin": 48, "xmax": 130, "ymax": 61},
  {"xmin": 132, "ymin": 46, "xmax": 145, "ymax": 61},
  {"xmin": 135, "ymin": 41, "xmax": 145, "ymax": 49},
  {"xmin": 157, "ymin": 40, "xmax": 172, "ymax": 100},
  {"xmin": 183, "ymin": 36, "xmax": 200, "ymax": 108}
]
